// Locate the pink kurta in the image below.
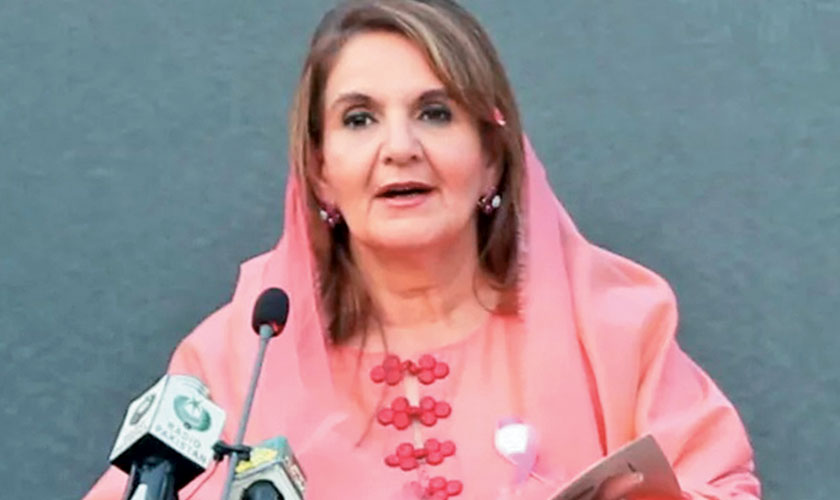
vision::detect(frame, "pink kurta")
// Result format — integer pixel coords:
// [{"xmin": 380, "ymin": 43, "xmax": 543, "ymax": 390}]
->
[
  {"xmin": 84, "ymin": 139, "xmax": 760, "ymax": 499},
  {"xmin": 323, "ymin": 313, "xmax": 604, "ymax": 499}
]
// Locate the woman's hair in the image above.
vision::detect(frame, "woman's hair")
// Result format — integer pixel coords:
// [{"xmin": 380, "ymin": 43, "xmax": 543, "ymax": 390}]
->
[{"xmin": 289, "ymin": 0, "xmax": 525, "ymax": 344}]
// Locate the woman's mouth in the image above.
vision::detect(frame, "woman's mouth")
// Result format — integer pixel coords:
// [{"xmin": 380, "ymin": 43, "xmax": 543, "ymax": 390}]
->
[{"xmin": 375, "ymin": 182, "xmax": 435, "ymax": 207}]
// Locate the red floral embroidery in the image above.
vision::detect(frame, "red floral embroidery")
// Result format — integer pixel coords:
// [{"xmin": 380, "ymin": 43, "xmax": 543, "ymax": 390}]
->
[
  {"xmin": 371, "ymin": 353, "xmax": 462, "ymax": 497},
  {"xmin": 383, "ymin": 438, "xmax": 457, "ymax": 471},
  {"xmin": 426, "ymin": 476, "xmax": 463, "ymax": 499},
  {"xmin": 376, "ymin": 396, "xmax": 452, "ymax": 429},
  {"xmin": 405, "ymin": 478, "xmax": 463, "ymax": 499},
  {"xmin": 369, "ymin": 354, "xmax": 450, "ymax": 386}
]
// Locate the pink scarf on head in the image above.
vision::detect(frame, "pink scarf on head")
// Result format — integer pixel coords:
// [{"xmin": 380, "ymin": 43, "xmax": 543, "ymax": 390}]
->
[{"xmin": 85, "ymin": 137, "xmax": 760, "ymax": 499}]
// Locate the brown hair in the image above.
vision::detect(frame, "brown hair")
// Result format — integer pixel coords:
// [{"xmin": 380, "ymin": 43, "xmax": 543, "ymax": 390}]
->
[{"xmin": 289, "ymin": 0, "xmax": 525, "ymax": 344}]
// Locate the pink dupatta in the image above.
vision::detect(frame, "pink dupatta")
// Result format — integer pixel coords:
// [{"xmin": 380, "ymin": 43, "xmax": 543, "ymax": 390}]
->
[{"xmin": 85, "ymin": 138, "xmax": 760, "ymax": 499}]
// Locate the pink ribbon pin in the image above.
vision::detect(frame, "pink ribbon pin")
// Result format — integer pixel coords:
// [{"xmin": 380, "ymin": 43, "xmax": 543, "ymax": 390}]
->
[{"xmin": 494, "ymin": 417, "xmax": 539, "ymax": 487}]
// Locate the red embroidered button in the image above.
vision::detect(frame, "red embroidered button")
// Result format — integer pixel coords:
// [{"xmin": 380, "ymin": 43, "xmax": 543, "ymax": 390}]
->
[
  {"xmin": 399, "ymin": 456, "xmax": 418, "ymax": 471},
  {"xmin": 418, "ymin": 354, "xmax": 436, "ymax": 370},
  {"xmin": 396, "ymin": 442, "xmax": 414, "ymax": 457},
  {"xmin": 446, "ymin": 480, "xmax": 463, "ymax": 496},
  {"xmin": 383, "ymin": 354, "xmax": 401, "ymax": 370},
  {"xmin": 371, "ymin": 353, "xmax": 459, "ymax": 494},
  {"xmin": 419, "ymin": 411, "xmax": 437, "ymax": 426},
  {"xmin": 385, "ymin": 368, "xmax": 403, "ymax": 385},
  {"xmin": 378, "ymin": 396, "xmax": 451, "ymax": 429},
  {"xmin": 389, "ymin": 441, "xmax": 420, "ymax": 471},
  {"xmin": 368, "ymin": 354, "xmax": 405, "ymax": 386},
  {"xmin": 420, "ymin": 396, "xmax": 436, "ymax": 411},
  {"xmin": 369, "ymin": 354, "xmax": 450, "ymax": 386},
  {"xmin": 370, "ymin": 365, "xmax": 386, "ymax": 383},
  {"xmin": 376, "ymin": 408, "xmax": 393, "ymax": 425},
  {"xmin": 426, "ymin": 450, "xmax": 444, "ymax": 465},
  {"xmin": 393, "ymin": 412, "xmax": 411, "ymax": 430},
  {"xmin": 429, "ymin": 476, "xmax": 446, "ymax": 491},
  {"xmin": 424, "ymin": 477, "xmax": 462, "ymax": 498},
  {"xmin": 440, "ymin": 440, "xmax": 456, "ymax": 457},
  {"xmin": 392, "ymin": 396, "xmax": 410, "ymax": 412},
  {"xmin": 384, "ymin": 439, "xmax": 456, "ymax": 470},
  {"xmin": 434, "ymin": 401, "xmax": 452, "ymax": 418},
  {"xmin": 384, "ymin": 443, "xmax": 420, "ymax": 471}
]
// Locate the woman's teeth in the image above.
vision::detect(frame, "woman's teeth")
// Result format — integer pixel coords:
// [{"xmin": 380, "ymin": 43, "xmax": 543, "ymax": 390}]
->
[{"xmin": 381, "ymin": 187, "xmax": 430, "ymax": 198}]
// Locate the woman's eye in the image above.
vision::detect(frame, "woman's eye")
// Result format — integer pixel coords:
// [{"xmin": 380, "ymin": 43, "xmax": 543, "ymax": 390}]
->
[
  {"xmin": 342, "ymin": 111, "xmax": 375, "ymax": 129},
  {"xmin": 419, "ymin": 104, "xmax": 452, "ymax": 123}
]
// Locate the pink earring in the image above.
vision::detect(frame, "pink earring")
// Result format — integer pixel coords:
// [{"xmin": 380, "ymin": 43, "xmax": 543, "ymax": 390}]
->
[
  {"xmin": 493, "ymin": 107, "xmax": 507, "ymax": 127},
  {"xmin": 319, "ymin": 205, "xmax": 342, "ymax": 228},
  {"xmin": 478, "ymin": 188, "xmax": 502, "ymax": 215}
]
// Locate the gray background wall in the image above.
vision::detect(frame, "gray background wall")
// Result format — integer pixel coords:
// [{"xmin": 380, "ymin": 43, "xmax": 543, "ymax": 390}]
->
[{"xmin": 1, "ymin": 1, "xmax": 837, "ymax": 498}]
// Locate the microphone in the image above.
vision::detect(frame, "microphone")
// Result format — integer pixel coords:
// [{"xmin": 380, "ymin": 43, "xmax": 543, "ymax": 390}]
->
[
  {"xmin": 220, "ymin": 288, "xmax": 290, "ymax": 500},
  {"xmin": 109, "ymin": 375, "xmax": 227, "ymax": 500},
  {"xmin": 242, "ymin": 482, "xmax": 281, "ymax": 500},
  {"xmin": 250, "ymin": 287, "xmax": 290, "ymax": 337},
  {"xmin": 228, "ymin": 437, "xmax": 306, "ymax": 500}
]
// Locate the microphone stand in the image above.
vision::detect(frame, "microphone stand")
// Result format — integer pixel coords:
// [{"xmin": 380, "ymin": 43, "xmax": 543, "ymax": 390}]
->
[
  {"xmin": 220, "ymin": 324, "xmax": 275, "ymax": 500},
  {"xmin": 124, "ymin": 456, "xmax": 177, "ymax": 500}
]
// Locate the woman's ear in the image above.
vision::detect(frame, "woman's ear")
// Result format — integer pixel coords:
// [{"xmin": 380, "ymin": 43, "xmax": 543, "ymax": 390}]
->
[
  {"xmin": 311, "ymin": 148, "xmax": 334, "ymax": 205},
  {"xmin": 485, "ymin": 154, "xmax": 504, "ymax": 193},
  {"xmin": 482, "ymin": 132, "xmax": 505, "ymax": 191}
]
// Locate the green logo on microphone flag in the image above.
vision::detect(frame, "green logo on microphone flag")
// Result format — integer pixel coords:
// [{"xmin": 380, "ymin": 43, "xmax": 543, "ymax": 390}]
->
[
  {"xmin": 129, "ymin": 393, "xmax": 156, "ymax": 425},
  {"xmin": 173, "ymin": 395, "xmax": 212, "ymax": 431}
]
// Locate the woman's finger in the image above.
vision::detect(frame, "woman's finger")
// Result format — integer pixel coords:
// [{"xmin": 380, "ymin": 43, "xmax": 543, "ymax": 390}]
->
[{"xmin": 594, "ymin": 472, "xmax": 644, "ymax": 500}]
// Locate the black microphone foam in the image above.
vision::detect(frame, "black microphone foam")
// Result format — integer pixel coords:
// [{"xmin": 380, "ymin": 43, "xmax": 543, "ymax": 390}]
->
[
  {"xmin": 243, "ymin": 480, "xmax": 284, "ymax": 500},
  {"xmin": 251, "ymin": 287, "xmax": 290, "ymax": 336}
]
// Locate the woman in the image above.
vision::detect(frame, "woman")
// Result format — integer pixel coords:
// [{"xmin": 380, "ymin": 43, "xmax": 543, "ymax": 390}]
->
[{"xmin": 86, "ymin": 0, "xmax": 760, "ymax": 498}]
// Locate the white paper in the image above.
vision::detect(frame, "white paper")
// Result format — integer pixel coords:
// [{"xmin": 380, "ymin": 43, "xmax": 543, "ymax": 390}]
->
[{"xmin": 549, "ymin": 434, "xmax": 681, "ymax": 500}]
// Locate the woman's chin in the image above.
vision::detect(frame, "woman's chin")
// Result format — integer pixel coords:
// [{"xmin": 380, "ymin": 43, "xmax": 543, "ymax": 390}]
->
[
  {"xmin": 371, "ymin": 233, "xmax": 445, "ymax": 252},
  {"xmin": 364, "ymin": 225, "xmax": 455, "ymax": 253}
]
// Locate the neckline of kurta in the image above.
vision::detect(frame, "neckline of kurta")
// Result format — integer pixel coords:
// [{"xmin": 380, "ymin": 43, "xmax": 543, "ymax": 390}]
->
[{"xmin": 326, "ymin": 311, "xmax": 508, "ymax": 361}]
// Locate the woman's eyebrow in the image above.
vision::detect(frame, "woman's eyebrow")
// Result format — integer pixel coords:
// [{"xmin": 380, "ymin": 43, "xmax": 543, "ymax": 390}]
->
[
  {"xmin": 416, "ymin": 88, "xmax": 451, "ymax": 104},
  {"xmin": 327, "ymin": 88, "xmax": 451, "ymax": 113},
  {"xmin": 328, "ymin": 92, "xmax": 374, "ymax": 113}
]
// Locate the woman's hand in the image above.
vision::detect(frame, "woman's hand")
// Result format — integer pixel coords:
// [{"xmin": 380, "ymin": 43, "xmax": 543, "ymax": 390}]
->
[{"xmin": 592, "ymin": 472, "xmax": 645, "ymax": 500}]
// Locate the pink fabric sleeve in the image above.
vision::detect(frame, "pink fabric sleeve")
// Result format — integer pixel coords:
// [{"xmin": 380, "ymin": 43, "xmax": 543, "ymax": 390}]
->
[
  {"xmin": 81, "ymin": 306, "xmax": 230, "ymax": 500},
  {"xmin": 636, "ymin": 313, "xmax": 761, "ymax": 498},
  {"xmin": 81, "ymin": 467, "xmax": 126, "ymax": 500},
  {"xmin": 573, "ymin": 242, "xmax": 761, "ymax": 500}
]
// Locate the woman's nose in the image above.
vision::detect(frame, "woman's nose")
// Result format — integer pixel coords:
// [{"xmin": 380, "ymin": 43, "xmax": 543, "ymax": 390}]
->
[{"xmin": 381, "ymin": 117, "xmax": 421, "ymax": 166}]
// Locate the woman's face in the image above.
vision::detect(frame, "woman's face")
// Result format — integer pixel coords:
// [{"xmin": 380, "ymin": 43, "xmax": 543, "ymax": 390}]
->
[{"xmin": 317, "ymin": 31, "xmax": 498, "ymax": 253}]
